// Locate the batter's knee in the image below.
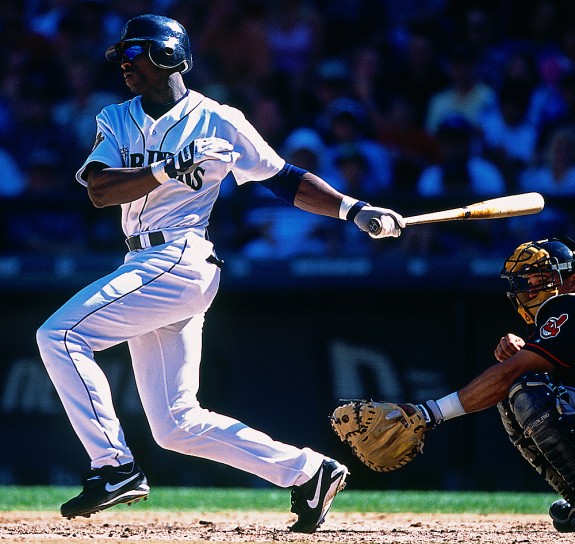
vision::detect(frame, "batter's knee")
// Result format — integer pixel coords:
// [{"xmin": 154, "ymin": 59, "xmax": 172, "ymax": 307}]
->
[
  {"xmin": 150, "ymin": 406, "xmax": 208, "ymax": 453},
  {"xmin": 36, "ymin": 317, "xmax": 69, "ymax": 366}
]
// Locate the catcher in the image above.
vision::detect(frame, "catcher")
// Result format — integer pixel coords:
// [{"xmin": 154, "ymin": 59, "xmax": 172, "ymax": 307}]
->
[{"xmin": 332, "ymin": 237, "xmax": 575, "ymax": 533}]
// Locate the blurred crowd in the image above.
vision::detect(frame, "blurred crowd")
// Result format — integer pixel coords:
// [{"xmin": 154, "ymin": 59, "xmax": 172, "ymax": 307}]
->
[{"xmin": 1, "ymin": 0, "xmax": 575, "ymax": 261}]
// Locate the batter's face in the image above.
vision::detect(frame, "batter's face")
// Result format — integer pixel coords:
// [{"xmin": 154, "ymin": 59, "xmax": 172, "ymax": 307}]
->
[{"xmin": 121, "ymin": 50, "xmax": 169, "ymax": 97}]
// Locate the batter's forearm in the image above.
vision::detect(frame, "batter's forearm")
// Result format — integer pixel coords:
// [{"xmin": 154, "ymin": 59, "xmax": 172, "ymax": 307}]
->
[
  {"xmin": 293, "ymin": 173, "xmax": 346, "ymax": 217},
  {"xmin": 87, "ymin": 167, "xmax": 160, "ymax": 207}
]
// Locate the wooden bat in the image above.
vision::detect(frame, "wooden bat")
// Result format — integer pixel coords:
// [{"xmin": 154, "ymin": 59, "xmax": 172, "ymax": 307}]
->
[{"xmin": 368, "ymin": 192, "xmax": 545, "ymax": 236}]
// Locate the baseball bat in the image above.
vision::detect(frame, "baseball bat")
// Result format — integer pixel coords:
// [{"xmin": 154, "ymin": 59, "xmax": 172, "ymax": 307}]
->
[{"xmin": 368, "ymin": 192, "xmax": 545, "ymax": 236}]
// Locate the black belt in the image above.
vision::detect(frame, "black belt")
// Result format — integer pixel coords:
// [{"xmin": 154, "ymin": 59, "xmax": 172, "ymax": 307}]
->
[
  {"xmin": 126, "ymin": 231, "xmax": 167, "ymax": 251},
  {"xmin": 125, "ymin": 231, "xmax": 223, "ymax": 268}
]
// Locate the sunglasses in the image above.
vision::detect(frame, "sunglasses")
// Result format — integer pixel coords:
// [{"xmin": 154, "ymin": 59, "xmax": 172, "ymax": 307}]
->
[{"xmin": 120, "ymin": 44, "xmax": 148, "ymax": 61}]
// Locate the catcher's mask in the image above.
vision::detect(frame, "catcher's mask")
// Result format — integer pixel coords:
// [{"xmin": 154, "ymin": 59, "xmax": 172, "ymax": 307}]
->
[
  {"xmin": 501, "ymin": 237, "xmax": 575, "ymax": 324},
  {"xmin": 105, "ymin": 14, "xmax": 192, "ymax": 74}
]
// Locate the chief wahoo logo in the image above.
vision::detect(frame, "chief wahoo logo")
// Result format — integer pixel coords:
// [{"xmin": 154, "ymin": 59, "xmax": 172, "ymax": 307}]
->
[{"xmin": 540, "ymin": 313, "xmax": 569, "ymax": 338}]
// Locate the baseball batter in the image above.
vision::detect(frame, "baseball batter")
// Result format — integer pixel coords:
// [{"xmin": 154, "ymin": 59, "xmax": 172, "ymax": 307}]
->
[{"xmin": 35, "ymin": 14, "xmax": 404, "ymax": 534}]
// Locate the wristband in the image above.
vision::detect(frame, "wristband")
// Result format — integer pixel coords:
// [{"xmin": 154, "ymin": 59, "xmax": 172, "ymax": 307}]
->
[
  {"xmin": 338, "ymin": 196, "xmax": 358, "ymax": 220},
  {"xmin": 339, "ymin": 196, "xmax": 368, "ymax": 221},
  {"xmin": 150, "ymin": 161, "xmax": 171, "ymax": 184},
  {"xmin": 436, "ymin": 392, "xmax": 466, "ymax": 421},
  {"xmin": 347, "ymin": 200, "xmax": 368, "ymax": 222}
]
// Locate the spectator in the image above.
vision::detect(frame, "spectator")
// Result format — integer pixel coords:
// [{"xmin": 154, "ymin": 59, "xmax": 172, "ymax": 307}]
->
[
  {"xmin": 536, "ymin": 70, "xmax": 575, "ymax": 152},
  {"xmin": 303, "ymin": 58, "xmax": 352, "ymax": 126},
  {"xmin": 425, "ymin": 45, "xmax": 498, "ymax": 134},
  {"xmin": 195, "ymin": 0, "xmax": 272, "ymax": 108},
  {"xmin": 281, "ymin": 127, "xmax": 329, "ymax": 178},
  {"xmin": 240, "ymin": 128, "xmax": 335, "ymax": 260},
  {"xmin": 417, "ymin": 116, "xmax": 506, "ymax": 198},
  {"xmin": 3, "ymin": 149, "xmax": 88, "ymax": 254},
  {"xmin": 376, "ymin": 93, "xmax": 440, "ymax": 194},
  {"xmin": 265, "ymin": 0, "xmax": 323, "ymax": 119},
  {"xmin": 246, "ymin": 94, "xmax": 289, "ymax": 151},
  {"xmin": 480, "ymin": 81, "xmax": 538, "ymax": 190},
  {"xmin": 52, "ymin": 55, "xmax": 123, "ymax": 157},
  {"xmin": 0, "ymin": 147, "xmax": 25, "ymax": 198},
  {"xmin": 7, "ymin": 86, "xmax": 72, "ymax": 178},
  {"xmin": 415, "ymin": 116, "xmax": 507, "ymax": 255},
  {"xmin": 519, "ymin": 127, "xmax": 575, "ymax": 195},
  {"xmin": 387, "ymin": 23, "xmax": 450, "ymax": 127},
  {"xmin": 320, "ymin": 97, "xmax": 393, "ymax": 198},
  {"xmin": 510, "ymin": 128, "xmax": 575, "ymax": 243},
  {"xmin": 527, "ymin": 54, "xmax": 572, "ymax": 135},
  {"xmin": 240, "ymin": 204, "xmax": 333, "ymax": 260},
  {"xmin": 459, "ymin": 5, "xmax": 509, "ymax": 90}
]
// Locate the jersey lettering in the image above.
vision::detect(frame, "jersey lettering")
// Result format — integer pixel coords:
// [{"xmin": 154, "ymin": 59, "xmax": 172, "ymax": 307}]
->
[
  {"xmin": 540, "ymin": 313, "xmax": 569, "ymax": 339},
  {"xmin": 130, "ymin": 153, "xmax": 144, "ymax": 167},
  {"xmin": 129, "ymin": 151, "xmax": 172, "ymax": 168},
  {"xmin": 147, "ymin": 150, "xmax": 171, "ymax": 163},
  {"xmin": 179, "ymin": 166, "xmax": 204, "ymax": 190}
]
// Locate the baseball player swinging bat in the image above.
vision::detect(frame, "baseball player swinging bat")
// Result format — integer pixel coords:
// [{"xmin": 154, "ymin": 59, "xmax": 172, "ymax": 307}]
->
[{"xmin": 369, "ymin": 192, "xmax": 545, "ymax": 236}]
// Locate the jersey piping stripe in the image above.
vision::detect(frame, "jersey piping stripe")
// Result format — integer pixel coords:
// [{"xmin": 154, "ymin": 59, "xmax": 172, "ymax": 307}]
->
[
  {"xmin": 160, "ymin": 111, "xmax": 194, "ymax": 149},
  {"xmin": 137, "ymin": 194, "xmax": 149, "ymax": 232},
  {"xmin": 61, "ymin": 239, "xmax": 188, "ymax": 456},
  {"xmin": 524, "ymin": 342, "xmax": 570, "ymax": 368},
  {"xmin": 127, "ymin": 108, "xmax": 149, "ymax": 230},
  {"xmin": 158, "ymin": 97, "xmax": 205, "ymax": 149}
]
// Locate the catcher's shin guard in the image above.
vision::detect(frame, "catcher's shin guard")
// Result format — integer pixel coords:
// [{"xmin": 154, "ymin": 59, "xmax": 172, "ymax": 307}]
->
[
  {"xmin": 498, "ymin": 398, "xmax": 572, "ymax": 499},
  {"xmin": 507, "ymin": 373, "xmax": 575, "ymax": 503}
]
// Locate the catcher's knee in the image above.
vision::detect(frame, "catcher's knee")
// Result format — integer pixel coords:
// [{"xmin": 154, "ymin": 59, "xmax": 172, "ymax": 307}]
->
[
  {"xmin": 508, "ymin": 372, "xmax": 556, "ymax": 432},
  {"xmin": 507, "ymin": 373, "xmax": 575, "ymax": 501}
]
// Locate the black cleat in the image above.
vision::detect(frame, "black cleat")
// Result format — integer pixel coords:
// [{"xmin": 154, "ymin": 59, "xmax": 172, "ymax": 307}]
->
[
  {"xmin": 549, "ymin": 499, "xmax": 575, "ymax": 532},
  {"xmin": 61, "ymin": 462, "xmax": 149, "ymax": 519},
  {"xmin": 289, "ymin": 458, "xmax": 348, "ymax": 533}
]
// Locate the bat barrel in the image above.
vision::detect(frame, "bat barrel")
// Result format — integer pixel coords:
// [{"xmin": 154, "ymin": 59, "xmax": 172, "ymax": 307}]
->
[{"xmin": 369, "ymin": 192, "xmax": 545, "ymax": 234}]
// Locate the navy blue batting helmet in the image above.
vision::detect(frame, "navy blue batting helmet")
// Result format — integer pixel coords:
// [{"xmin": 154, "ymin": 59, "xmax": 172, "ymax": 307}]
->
[{"xmin": 105, "ymin": 14, "xmax": 192, "ymax": 73}]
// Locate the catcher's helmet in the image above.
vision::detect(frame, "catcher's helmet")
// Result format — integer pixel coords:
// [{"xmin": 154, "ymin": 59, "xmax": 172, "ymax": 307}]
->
[
  {"xmin": 105, "ymin": 14, "xmax": 192, "ymax": 74},
  {"xmin": 501, "ymin": 237, "xmax": 575, "ymax": 324}
]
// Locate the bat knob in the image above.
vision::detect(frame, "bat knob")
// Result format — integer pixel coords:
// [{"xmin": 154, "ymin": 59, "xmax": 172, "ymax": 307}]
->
[{"xmin": 368, "ymin": 217, "xmax": 382, "ymax": 236}]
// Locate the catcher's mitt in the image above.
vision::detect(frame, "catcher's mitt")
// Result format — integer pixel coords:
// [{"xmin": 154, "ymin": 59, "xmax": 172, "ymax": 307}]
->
[{"xmin": 330, "ymin": 400, "xmax": 427, "ymax": 472}]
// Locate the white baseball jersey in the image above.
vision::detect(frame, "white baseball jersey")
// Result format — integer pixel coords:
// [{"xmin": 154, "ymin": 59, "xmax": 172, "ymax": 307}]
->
[
  {"xmin": 38, "ymin": 87, "xmax": 325, "ymax": 489},
  {"xmin": 76, "ymin": 90, "xmax": 286, "ymax": 237}
]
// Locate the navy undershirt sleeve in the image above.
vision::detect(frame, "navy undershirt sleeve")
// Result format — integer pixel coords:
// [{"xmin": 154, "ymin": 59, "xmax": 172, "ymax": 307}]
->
[{"xmin": 259, "ymin": 163, "xmax": 307, "ymax": 204}]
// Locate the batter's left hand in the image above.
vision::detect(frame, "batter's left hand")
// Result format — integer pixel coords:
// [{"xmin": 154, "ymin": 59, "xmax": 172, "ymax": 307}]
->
[
  {"xmin": 165, "ymin": 137, "xmax": 234, "ymax": 178},
  {"xmin": 354, "ymin": 206, "xmax": 404, "ymax": 238}
]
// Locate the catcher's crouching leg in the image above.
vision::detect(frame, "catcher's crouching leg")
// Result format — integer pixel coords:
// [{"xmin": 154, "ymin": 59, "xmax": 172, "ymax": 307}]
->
[{"xmin": 504, "ymin": 373, "xmax": 575, "ymax": 503}]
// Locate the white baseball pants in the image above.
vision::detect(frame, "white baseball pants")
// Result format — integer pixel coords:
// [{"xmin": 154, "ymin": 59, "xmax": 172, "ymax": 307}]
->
[{"xmin": 37, "ymin": 232, "xmax": 323, "ymax": 487}]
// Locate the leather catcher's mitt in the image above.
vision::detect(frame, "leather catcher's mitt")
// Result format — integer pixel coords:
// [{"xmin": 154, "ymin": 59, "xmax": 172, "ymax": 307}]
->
[{"xmin": 330, "ymin": 400, "xmax": 427, "ymax": 472}]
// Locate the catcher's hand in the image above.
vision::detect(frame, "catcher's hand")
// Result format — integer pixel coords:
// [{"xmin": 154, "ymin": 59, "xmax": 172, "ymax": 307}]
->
[{"xmin": 330, "ymin": 400, "xmax": 434, "ymax": 472}]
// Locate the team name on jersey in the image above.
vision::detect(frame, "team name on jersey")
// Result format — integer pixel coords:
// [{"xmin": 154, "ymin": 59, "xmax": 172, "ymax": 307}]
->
[{"xmin": 129, "ymin": 150, "xmax": 204, "ymax": 190}]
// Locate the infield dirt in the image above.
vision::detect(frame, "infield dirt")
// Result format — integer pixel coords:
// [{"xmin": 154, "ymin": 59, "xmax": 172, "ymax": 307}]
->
[{"xmin": 0, "ymin": 510, "xmax": 572, "ymax": 543}]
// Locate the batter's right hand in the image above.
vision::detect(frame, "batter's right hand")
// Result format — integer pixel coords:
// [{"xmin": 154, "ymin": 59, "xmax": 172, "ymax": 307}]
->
[
  {"xmin": 165, "ymin": 137, "xmax": 234, "ymax": 178},
  {"xmin": 354, "ymin": 206, "xmax": 404, "ymax": 238},
  {"xmin": 494, "ymin": 333, "xmax": 525, "ymax": 362}
]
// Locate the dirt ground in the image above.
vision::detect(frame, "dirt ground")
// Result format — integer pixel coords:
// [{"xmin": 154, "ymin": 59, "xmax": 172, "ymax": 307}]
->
[{"xmin": 0, "ymin": 510, "xmax": 573, "ymax": 544}]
